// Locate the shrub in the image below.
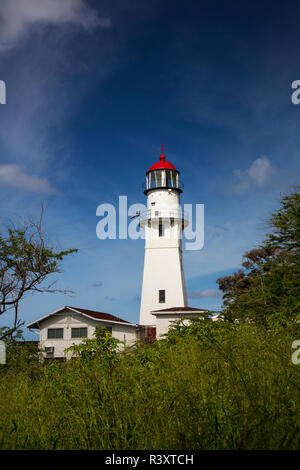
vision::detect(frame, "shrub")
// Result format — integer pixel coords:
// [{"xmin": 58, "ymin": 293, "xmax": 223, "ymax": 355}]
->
[{"xmin": 0, "ymin": 323, "xmax": 299, "ymax": 450}]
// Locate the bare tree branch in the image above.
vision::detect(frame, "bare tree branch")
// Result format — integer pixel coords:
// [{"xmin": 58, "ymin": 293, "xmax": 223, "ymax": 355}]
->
[{"xmin": 0, "ymin": 209, "xmax": 77, "ymax": 340}]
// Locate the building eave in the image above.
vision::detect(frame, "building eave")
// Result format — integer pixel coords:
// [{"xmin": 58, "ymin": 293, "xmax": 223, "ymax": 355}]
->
[
  {"xmin": 151, "ymin": 311, "xmax": 207, "ymax": 316},
  {"xmin": 151, "ymin": 306, "xmax": 209, "ymax": 315},
  {"xmin": 26, "ymin": 306, "xmax": 137, "ymax": 330}
]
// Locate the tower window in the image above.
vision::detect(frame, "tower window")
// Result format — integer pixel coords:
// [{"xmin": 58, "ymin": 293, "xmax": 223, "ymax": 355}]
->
[
  {"xmin": 159, "ymin": 290, "xmax": 166, "ymax": 303},
  {"xmin": 159, "ymin": 222, "xmax": 164, "ymax": 237}
]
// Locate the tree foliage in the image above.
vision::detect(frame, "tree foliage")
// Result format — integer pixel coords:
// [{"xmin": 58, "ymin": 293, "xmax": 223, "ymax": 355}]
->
[
  {"xmin": 65, "ymin": 327, "xmax": 122, "ymax": 366},
  {"xmin": 1, "ymin": 321, "xmax": 299, "ymax": 450},
  {"xmin": 217, "ymin": 186, "xmax": 300, "ymax": 326},
  {"xmin": 0, "ymin": 212, "xmax": 77, "ymax": 341}
]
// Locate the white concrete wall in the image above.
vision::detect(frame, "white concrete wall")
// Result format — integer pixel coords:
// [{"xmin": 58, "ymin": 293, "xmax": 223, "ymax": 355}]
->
[
  {"xmin": 139, "ymin": 188, "xmax": 187, "ymax": 325},
  {"xmin": 140, "ymin": 248, "xmax": 187, "ymax": 325},
  {"xmin": 38, "ymin": 308, "xmax": 137, "ymax": 359},
  {"xmin": 147, "ymin": 187, "xmax": 180, "ymax": 211},
  {"xmin": 155, "ymin": 313, "xmax": 205, "ymax": 339}
]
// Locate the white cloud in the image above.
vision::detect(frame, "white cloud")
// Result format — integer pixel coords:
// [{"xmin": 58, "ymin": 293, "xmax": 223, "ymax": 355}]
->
[
  {"xmin": 233, "ymin": 169, "xmax": 251, "ymax": 194},
  {"xmin": 233, "ymin": 156, "xmax": 274, "ymax": 194},
  {"xmin": 188, "ymin": 289, "xmax": 222, "ymax": 299},
  {"xmin": 248, "ymin": 157, "xmax": 274, "ymax": 186},
  {"xmin": 0, "ymin": 0, "xmax": 113, "ymax": 182},
  {"xmin": 0, "ymin": 0, "xmax": 110, "ymax": 48},
  {"xmin": 0, "ymin": 165, "xmax": 54, "ymax": 193}
]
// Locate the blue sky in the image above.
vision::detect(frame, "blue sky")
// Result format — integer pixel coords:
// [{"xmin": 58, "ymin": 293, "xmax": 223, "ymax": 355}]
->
[{"xmin": 0, "ymin": 0, "xmax": 299, "ymax": 339}]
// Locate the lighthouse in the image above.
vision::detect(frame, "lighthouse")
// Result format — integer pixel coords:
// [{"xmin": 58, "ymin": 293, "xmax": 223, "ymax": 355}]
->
[{"xmin": 139, "ymin": 146, "xmax": 188, "ymax": 326}]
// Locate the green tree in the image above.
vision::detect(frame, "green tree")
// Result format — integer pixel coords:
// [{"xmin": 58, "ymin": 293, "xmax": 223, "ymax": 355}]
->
[
  {"xmin": 65, "ymin": 327, "xmax": 122, "ymax": 366},
  {"xmin": 217, "ymin": 186, "xmax": 300, "ymax": 327},
  {"xmin": 0, "ymin": 326, "xmax": 24, "ymax": 345},
  {"xmin": 0, "ymin": 212, "xmax": 77, "ymax": 341},
  {"xmin": 265, "ymin": 186, "xmax": 300, "ymax": 261}
]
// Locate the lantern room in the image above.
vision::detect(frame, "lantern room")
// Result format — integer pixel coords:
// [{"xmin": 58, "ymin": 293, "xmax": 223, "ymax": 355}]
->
[{"xmin": 144, "ymin": 152, "xmax": 183, "ymax": 194}]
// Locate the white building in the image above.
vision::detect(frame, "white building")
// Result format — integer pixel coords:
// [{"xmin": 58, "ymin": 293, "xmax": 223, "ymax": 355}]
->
[
  {"xmin": 151, "ymin": 306, "xmax": 209, "ymax": 339},
  {"xmin": 27, "ymin": 306, "xmax": 137, "ymax": 359}
]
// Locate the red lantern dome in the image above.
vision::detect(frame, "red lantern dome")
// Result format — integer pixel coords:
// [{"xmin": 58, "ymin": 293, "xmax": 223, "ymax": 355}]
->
[{"xmin": 147, "ymin": 153, "xmax": 177, "ymax": 173}]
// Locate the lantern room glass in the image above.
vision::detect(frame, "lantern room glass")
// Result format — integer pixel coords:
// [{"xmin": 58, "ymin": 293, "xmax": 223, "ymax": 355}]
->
[{"xmin": 146, "ymin": 169, "xmax": 178, "ymax": 190}]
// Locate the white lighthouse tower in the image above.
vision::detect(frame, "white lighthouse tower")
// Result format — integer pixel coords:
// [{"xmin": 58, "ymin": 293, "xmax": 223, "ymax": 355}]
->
[{"xmin": 139, "ymin": 146, "xmax": 188, "ymax": 326}]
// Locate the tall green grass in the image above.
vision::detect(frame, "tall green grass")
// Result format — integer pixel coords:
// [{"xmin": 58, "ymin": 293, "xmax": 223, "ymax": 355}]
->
[{"xmin": 0, "ymin": 323, "xmax": 299, "ymax": 449}]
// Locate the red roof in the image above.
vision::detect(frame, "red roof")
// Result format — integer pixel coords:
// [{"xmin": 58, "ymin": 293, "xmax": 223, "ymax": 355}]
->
[
  {"xmin": 26, "ymin": 306, "xmax": 135, "ymax": 329},
  {"xmin": 151, "ymin": 306, "xmax": 208, "ymax": 313},
  {"xmin": 68, "ymin": 307, "xmax": 132, "ymax": 324},
  {"xmin": 147, "ymin": 153, "xmax": 177, "ymax": 173}
]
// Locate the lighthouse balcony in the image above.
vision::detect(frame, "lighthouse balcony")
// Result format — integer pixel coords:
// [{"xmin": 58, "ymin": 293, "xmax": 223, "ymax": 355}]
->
[
  {"xmin": 139, "ymin": 208, "xmax": 189, "ymax": 228},
  {"xmin": 143, "ymin": 180, "xmax": 184, "ymax": 194}
]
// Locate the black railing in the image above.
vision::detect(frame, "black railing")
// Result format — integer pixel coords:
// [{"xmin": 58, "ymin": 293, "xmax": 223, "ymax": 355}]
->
[
  {"xmin": 142, "ymin": 180, "xmax": 184, "ymax": 192},
  {"xmin": 139, "ymin": 208, "xmax": 189, "ymax": 225}
]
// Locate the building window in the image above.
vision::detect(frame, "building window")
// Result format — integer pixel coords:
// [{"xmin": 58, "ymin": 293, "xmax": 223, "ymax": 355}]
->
[
  {"xmin": 47, "ymin": 328, "xmax": 63, "ymax": 339},
  {"xmin": 159, "ymin": 222, "xmax": 164, "ymax": 237},
  {"xmin": 71, "ymin": 327, "xmax": 88, "ymax": 339},
  {"xmin": 159, "ymin": 290, "xmax": 166, "ymax": 303}
]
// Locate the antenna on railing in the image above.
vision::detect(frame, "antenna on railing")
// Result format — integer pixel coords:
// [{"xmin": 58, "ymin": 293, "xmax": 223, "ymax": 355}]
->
[{"xmin": 129, "ymin": 210, "xmax": 141, "ymax": 220}]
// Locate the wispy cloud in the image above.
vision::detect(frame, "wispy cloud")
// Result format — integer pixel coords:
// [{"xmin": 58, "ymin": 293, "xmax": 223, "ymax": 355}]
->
[
  {"xmin": 183, "ymin": 213, "xmax": 266, "ymax": 279},
  {"xmin": 188, "ymin": 289, "xmax": 222, "ymax": 299},
  {"xmin": 0, "ymin": 164, "xmax": 54, "ymax": 193},
  {"xmin": 233, "ymin": 156, "xmax": 275, "ymax": 194},
  {"xmin": 0, "ymin": 0, "xmax": 113, "ymax": 190},
  {"xmin": 91, "ymin": 282, "xmax": 103, "ymax": 288},
  {"xmin": 0, "ymin": 0, "xmax": 110, "ymax": 49}
]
